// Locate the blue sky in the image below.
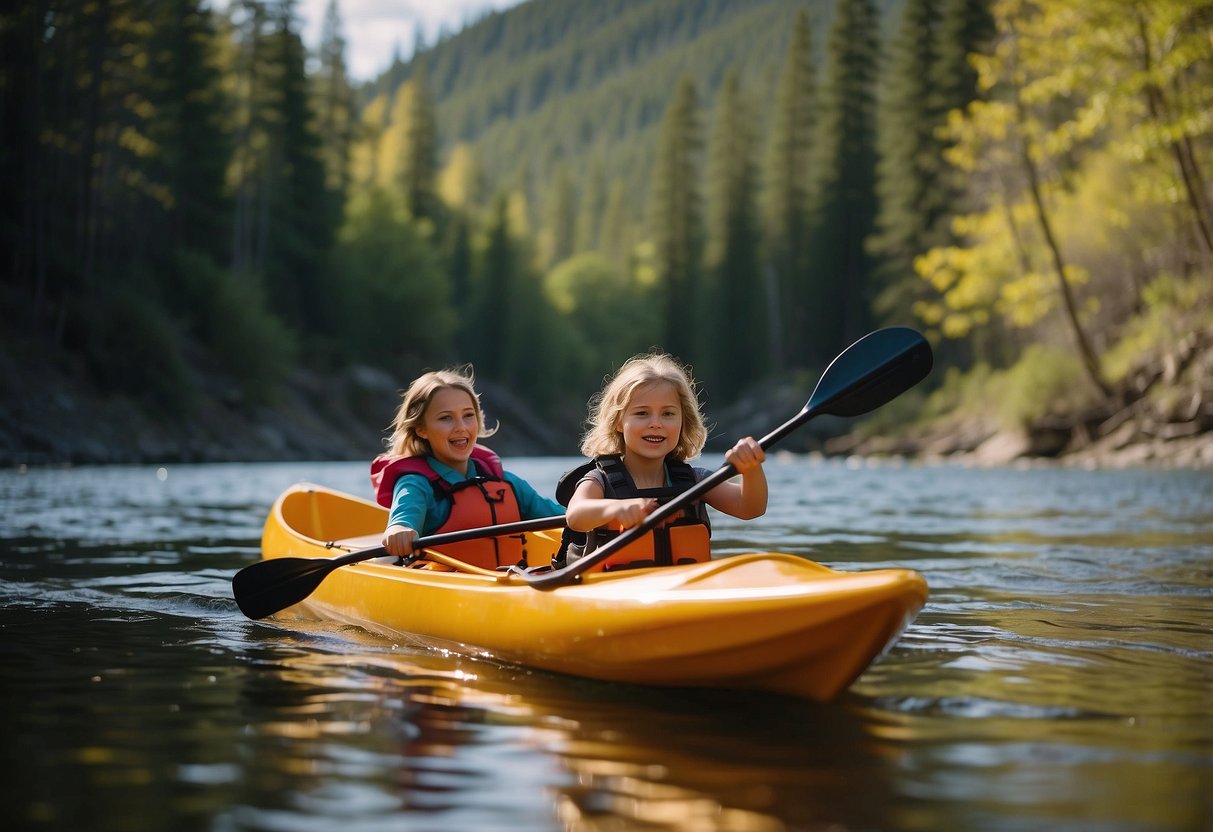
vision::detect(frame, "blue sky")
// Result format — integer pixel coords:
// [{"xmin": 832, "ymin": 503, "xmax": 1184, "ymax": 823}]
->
[{"xmin": 295, "ymin": 0, "xmax": 527, "ymax": 81}]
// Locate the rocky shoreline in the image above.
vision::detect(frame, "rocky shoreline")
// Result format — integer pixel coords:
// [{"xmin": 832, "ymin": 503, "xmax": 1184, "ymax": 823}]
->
[
  {"xmin": 3, "ymin": 338, "xmax": 1210, "ymax": 471},
  {"xmin": 0, "ymin": 346, "xmax": 573, "ymax": 468},
  {"xmin": 829, "ymin": 413, "xmax": 1213, "ymax": 470}
]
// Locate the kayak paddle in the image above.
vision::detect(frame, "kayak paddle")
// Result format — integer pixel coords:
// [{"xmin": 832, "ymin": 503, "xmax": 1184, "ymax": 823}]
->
[
  {"xmin": 233, "ymin": 515, "xmax": 565, "ymax": 619},
  {"xmin": 517, "ymin": 326, "xmax": 933, "ymax": 589}
]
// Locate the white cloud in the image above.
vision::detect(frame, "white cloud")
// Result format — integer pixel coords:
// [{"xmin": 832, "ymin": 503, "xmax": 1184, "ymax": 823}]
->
[{"xmin": 294, "ymin": 0, "xmax": 524, "ymax": 82}]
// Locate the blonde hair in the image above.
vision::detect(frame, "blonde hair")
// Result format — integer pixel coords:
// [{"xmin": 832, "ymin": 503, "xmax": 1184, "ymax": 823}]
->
[
  {"xmin": 385, "ymin": 366, "xmax": 497, "ymax": 457},
  {"xmin": 579, "ymin": 352, "xmax": 707, "ymax": 460}
]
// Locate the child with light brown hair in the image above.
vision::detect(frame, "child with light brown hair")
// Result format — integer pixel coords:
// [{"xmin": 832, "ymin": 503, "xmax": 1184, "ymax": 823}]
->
[{"xmin": 370, "ymin": 366, "xmax": 563, "ymax": 570}]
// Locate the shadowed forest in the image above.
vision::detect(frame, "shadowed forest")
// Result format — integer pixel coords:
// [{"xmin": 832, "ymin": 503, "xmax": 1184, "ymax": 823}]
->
[{"xmin": 2, "ymin": 0, "xmax": 1211, "ymax": 465}]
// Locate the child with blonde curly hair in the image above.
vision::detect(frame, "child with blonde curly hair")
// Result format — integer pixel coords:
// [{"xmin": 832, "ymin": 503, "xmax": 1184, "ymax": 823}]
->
[{"xmin": 557, "ymin": 353, "xmax": 767, "ymax": 571}]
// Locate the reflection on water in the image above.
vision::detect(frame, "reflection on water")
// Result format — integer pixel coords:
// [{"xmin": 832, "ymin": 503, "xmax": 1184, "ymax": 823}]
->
[
  {"xmin": 0, "ymin": 459, "xmax": 1210, "ymax": 831},
  {"xmin": 219, "ymin": 629, "xmax": 897, "ymax": 832}
]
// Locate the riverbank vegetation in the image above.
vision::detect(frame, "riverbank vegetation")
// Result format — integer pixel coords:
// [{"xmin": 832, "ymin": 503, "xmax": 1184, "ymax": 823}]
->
[{"xmin": 2, "ymin": 0, "xmax": 1210, "ymax": 467}]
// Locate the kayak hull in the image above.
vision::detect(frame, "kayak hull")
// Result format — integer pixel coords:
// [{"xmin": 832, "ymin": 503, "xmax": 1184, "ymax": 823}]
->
[{"xmin": 259, "ymin": 483, "xmax": 928, "ymax": 701}]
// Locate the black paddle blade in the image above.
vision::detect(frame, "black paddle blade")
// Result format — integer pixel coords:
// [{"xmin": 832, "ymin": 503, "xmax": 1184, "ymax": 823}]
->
[
  {"xmin": 232, "ymin": 557, "xmax": 339, "ymax": 620},
  {"xmin": 807, "ymin": 327, "xmax": 932, "ymax": 418}
]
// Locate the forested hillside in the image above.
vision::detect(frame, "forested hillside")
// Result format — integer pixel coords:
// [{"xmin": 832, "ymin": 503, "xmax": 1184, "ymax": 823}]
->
[
  {"xmin": 365, "ymin": 0, "xmax": 901, "ymax": 224},
  {"xmin": 2, "ymin": 0, "xmax": 1210, "ymax": 467}
]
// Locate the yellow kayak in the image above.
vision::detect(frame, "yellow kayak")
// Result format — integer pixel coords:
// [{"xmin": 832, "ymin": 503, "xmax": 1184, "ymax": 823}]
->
[{"xmin": 258, "ymin": 482, "xmax": 928, "ymax": 702}]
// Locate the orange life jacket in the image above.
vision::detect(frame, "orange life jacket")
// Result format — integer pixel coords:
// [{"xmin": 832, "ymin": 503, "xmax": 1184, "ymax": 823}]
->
[
  {"xmin": 554, "ymin": 455, "xmax": 711, "ymax": 572},
  {"xmin": 369, "ymin": 446, "xmax": 525, "ymax": 569}
]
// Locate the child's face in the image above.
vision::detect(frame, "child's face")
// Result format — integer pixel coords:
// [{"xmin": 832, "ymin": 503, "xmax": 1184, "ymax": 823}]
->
[
  {"xmin": 618, "ymin": 381, "xmax": 682, "ymax": 461},
  {"xmin": 418, "ymin": 387, "xmax": 479, "ymax": 471}
]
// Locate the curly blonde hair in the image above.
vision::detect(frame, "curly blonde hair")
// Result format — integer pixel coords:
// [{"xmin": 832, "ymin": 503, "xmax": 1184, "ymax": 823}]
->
[
  {"xmin": 579, "ymin": 353, "xmax": 707, "ymax": 460},
  {"xmin": 385, "ymin": 366, "xmax": 497, "ymax": 457}
]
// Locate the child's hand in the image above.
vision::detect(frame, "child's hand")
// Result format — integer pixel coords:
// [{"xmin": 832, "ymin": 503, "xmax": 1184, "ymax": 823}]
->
[
  {"xmin": 605, "ymin": 497, "xmax": 658, "ymax": 529},
  {"xmin": 725, "ymin": 436, "xmax": 766, "ymax": 473},
  {"xmin": 382, "ymin": 524, "xmax": 418, "ymax": 557}
]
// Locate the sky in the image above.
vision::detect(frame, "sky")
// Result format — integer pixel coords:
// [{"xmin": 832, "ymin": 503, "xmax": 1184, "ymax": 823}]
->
[{"xmin": 295, "ymin": 0, "xmax": 527, "ymax": 82}]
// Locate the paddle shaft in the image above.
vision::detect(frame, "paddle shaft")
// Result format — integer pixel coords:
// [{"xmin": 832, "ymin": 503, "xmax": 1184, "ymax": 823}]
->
[
  {"xmin": 233, "ymin": 514, "xmax": 565, "ymax": 619},
  {"xmin": 519, "ymin": 406, "xmax": 814, "ymax": 589},
  {"xmin": 334, "ymin": 514, "xmax": 567, "ymax": 564}
]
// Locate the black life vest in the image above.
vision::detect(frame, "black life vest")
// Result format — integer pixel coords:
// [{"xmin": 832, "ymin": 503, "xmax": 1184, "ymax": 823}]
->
[{"xmin": 553, "ymin": 455, "xmax": 712, "ymax": 571}]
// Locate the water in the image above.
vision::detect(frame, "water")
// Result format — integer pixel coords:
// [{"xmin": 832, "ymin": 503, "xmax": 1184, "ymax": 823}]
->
[{"xmin": 1, "ymin": 457, "xmax": 1210, "ymax": 831}]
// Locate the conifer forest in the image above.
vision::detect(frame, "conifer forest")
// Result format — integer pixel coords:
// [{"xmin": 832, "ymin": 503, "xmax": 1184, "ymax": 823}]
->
[{"xmin": 3, "ymin": 0, "xmax": 1211, "ymax": 459}]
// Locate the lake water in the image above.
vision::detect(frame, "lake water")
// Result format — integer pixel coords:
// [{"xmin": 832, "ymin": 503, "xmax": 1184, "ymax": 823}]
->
[{"xmin": 1, "ymin": 457, "xmax": 1210, "ymax": 831}]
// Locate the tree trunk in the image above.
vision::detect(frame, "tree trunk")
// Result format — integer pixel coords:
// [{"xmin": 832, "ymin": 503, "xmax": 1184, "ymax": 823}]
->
[
  {"xmin": 1135, "ymin": 10, "xmax": 1213, "ymax": 256},
  {"xmin": 1012, "ymin": 86, "xmax": 1113, "ymax": 401}
]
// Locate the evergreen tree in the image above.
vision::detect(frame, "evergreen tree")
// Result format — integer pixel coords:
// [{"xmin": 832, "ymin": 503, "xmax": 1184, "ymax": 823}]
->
[
  {"xmin": 805, "ymin": 0, "xmax": 881, "ymax": 365},
  {"xmin": 135, "ymin": 0, "xmax": 239, "ymax": 384},
  {"xmin": 648, "ymin": 76, "xmax": 702, "ymax": 361},
  {"xmin": 931, "ymin": 0, "xmax": 994, "ymax": 126},
  {"xmin": 504, "ymin": 159, "xmax": 533, "ymax": 239},
  {"xmin": 314, "ymin": 0, "xmax": 355, "ymax": 226},
  {"xmin": 928, "ymin": 0, "xmax": 994, "ymax": 232},
  {"xmin": 469, "ymin": 186, "xmax": 556, "ymax": 399},
  {"xmin": 762, "ymin": 10, "xmax": 814, "ymax": 372},
  {"xmin": 262, "ymin": 0, "xmax": 333, "ymax": 332},
  {"xmin": 99, "ymin": 0, "xmax": 231, "ymax": 274},
  {"xmin": 911, "ymin": 0, "xmax": 993, "ymax": 369},
  {"xmin": 869, "ymin": 0, "xmax": 945, "ymax": 321},
  {"xmin": 399, "ymin": 64, "xmax": 440, "ymax": 224},
  {"xmin": 541, "ymin": 162, "xmax": 576, "ymax": 268},
  {"xmin": 705, "ymin": 70, "xmax": 764, "ymax": 399},
  {"xmin": 333, "ymin": 187, "xmax": 452, "ymax": 365},
  {"xmin": 473, "ymin": 193, "xmax": 514, "ymax": 380},
  {"xmin": 600, "ymin": 177, "xmax": 629, "ymax": 265},
  {"xmin": 445, "ymin": 212, "xmax": 475, "ymax": 356},
  {"xmin": 574, "ymin": 158, "xmax": 605, "ymax": 254},
  {"xmin": 378, "ymin": 72, "xmax": 438, "ymax": 224},
  {"xmin": 227, "ymin": 0, "xmax": 274, "ymax": 280},
  {"xmin": 3, "ymin": 0, "xmax": 242, "ymax": 401},
  {"xmin": 354, "ymin": 93, "xmax": 388, "ymax": 187}
]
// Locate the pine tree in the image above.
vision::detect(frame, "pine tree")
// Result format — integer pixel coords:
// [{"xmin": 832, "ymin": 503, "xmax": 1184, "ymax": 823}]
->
[
  {"xmin": 928, "ymin": 0, "xmax": 994, "ymax": 233},
  {"xmin": 400, "ymin": 63, "xmax": 440, "ymax": 224},
  {"xmin": 805, "ymin": 0, "xmax": 881, "ymax": 365},
  {"xmin": 227, "ymin": 0, "xmax": 274, "ymax": 280},
  {"xmin": 574, "ymin": 158, "xmax": 604, "ymax": 254},
  {"xmin": 445, "ymin": 212, "xmax": 475, "ymax": 356},
  {"xmin": 541, "ymin": 162, "xmax": 576, "ymax": 268},
  {"xmin": 931, "ymin": 0, "xmax": 994, "ymax": 124},
  {"xmin": 385, "ymin": 69, "xmax": 440, "ymax": 225},
  {"xmin": 600, "ymin": 178, "xmax": 629, "ymax": 265},
  {"xmin": 354, "ymin": 93, "xmax": 388, "ymax": 187},
  {"xmin": 648, "ymin": 76, "xmax": 702, "ymax": 361},
  {"xmin": 869, "ymin": 0, "xmax": 945, "ymax": 321},
  {"xmin": 474, "ymin": 193, "xmax": 514, "ymax": 380},
  {"xmin": 148, "ymin": 0, "xmax": 232, "ymax": 263},
  {"xmin": 314, "ymin": 0, "xmax": 355, "ymax": 226},
  {"xmin": 705, "ymin": 70, "xmax": 764, "ymax": 398},
  {"xmin": 257, "ymin": 0, "xmax": 333, "ymax": 331},
  {"xmin": 762, "ymin": 10, "xmax": 814, "ymax": 372}
]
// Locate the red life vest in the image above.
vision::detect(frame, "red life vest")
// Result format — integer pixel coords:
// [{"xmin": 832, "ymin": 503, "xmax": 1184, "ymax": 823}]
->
[
  {"xmin": 554, "ymin": 455, "xmax": 712, "ymax": 572},
  {"xmin": 369, "ymin": 445, "xmax": 525, "ymax": 569}
]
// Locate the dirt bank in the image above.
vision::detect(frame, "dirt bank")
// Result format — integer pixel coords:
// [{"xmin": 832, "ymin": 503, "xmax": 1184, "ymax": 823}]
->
[
  {"xmin": 4, "ymin": 334, "xmax": 1210, "ymax": 471},
  {"xmin": 0, "ymin": 344, "xmax": 573, "ymax": 468}
]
